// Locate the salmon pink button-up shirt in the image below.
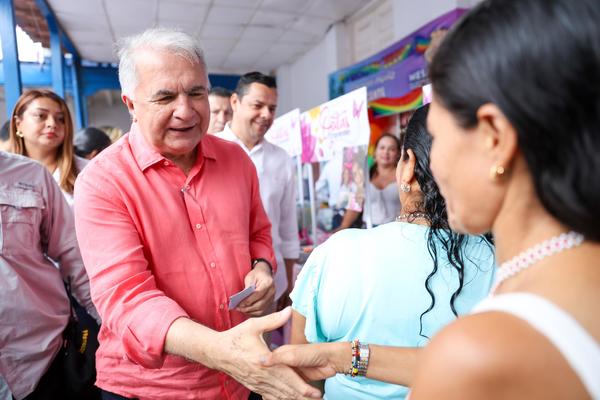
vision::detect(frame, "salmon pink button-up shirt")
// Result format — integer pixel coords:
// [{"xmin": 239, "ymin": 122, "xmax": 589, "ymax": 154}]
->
[{"xmin": 74, "ymin": 125, "xmax": 276, "ymax": 400}]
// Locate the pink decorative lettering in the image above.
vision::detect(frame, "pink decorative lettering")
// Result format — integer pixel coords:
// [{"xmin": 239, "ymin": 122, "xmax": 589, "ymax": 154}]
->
[
  {"xmin": 352, "ymin": 99, "xmax": 364, "ymax": 119},
  {"xmin": 320, "ymin": 106, "xmax": 350, "ymax": 132}
]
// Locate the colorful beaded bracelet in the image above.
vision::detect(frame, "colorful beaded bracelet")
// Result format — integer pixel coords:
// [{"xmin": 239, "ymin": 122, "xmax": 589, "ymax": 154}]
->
[{"xmin": 347, "ymin": 339, "xmax": 370, "ymax": 377}]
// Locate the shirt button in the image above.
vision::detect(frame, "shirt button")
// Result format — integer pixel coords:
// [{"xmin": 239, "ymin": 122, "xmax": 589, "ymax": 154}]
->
[
  {"xmin": 219, "ymin": 304, "xmax": 224, "ymax": 310},
  {"xmin": 163, "ymin": 160, "xmax": 170, "ymax": 166},
  {"xmin": 195, "ymin": 223, "xmax": 202, "ymax": 229},
  {"xmin": 209, "ymin": 262, "xmax": 216, "ymax": 268}
]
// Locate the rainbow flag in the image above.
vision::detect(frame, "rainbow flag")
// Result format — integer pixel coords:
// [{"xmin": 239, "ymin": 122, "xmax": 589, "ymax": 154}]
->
[
  {"xmin": 414, "ymin": 36, "xmax": 431, "ymax": 54},
  {"xmin": 368, "ymin": 88, "xmax": 423, "ymax": 117}
]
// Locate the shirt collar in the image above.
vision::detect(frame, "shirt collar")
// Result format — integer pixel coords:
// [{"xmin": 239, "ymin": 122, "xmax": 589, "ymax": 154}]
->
[
  {"xmin": 199, "ymin": 134, "xmax": 218, "ymax": 161},
  {"xmin": 222, "ymin": 123, "xmax": 264, "ymax": 155},
  {"xmin": 129, "ymin": 123, "xmax": 217, "ymax": 172}
]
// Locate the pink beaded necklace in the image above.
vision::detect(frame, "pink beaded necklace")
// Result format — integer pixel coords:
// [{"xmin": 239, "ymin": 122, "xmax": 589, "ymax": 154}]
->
[{"xmin": 491, "ymin": 231, "xmax": 585, "ymax": 294}]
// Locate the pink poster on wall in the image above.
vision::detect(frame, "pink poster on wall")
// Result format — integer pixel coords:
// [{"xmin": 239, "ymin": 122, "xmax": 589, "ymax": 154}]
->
[
  {"xmin": 265, "ymin": 108, "xmax": 302, "ymax": 157},
  {"xmin": 301, "ymin": 87, "xmax": 370, "ymax": 164}
]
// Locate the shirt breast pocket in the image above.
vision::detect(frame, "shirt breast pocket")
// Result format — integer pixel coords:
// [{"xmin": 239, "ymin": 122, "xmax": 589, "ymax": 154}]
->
[
  {"xmin": 0, "ymin": 189, "xmax": 44, "ymax": 256},
  {"xmin": 260, "ymin": 175, "xmax": 285, "ymax": 210}
]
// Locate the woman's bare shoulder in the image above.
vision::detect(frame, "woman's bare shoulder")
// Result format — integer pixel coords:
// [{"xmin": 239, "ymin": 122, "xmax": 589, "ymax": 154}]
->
[{"xmin": 409, "ymin": 311, "xmax": 589, "ymax": 399}]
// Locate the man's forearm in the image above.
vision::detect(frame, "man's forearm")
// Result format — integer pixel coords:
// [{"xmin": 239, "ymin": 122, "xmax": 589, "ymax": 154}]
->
[
  {"xmin": 164, "ymin": 317, "xmax": 221, "ymax": 369},
  {"xmin": 166, "ymin": 310, "xmax": 322, "ymax": 399}
]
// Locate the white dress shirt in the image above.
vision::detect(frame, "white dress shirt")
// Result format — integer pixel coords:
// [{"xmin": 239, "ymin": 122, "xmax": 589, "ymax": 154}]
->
[{"xmin": 216, "ymin": 124, "xmax": 300, "ymax": 300}]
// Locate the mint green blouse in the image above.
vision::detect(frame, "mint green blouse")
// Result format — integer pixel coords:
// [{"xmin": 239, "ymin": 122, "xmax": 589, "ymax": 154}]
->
[{"xmin": 291, "ymin": 222, "xmax": 495, "ymax": 399}]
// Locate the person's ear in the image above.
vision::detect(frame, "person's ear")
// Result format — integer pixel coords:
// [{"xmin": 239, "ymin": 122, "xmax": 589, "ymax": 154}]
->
[
  {"xmin": 122, "ymin": 94, "xmax": 137, "ymax": 122},
  {"xmin": 401, "ymin": 148, "xmax": 417, "ymax": 186},
  {"xmin": 230, "ymin": 93, "xmax": 239, "ymax": 112},
  {"xmin": 476, "ymin": 103, "xmax": 518, "ymax": 180}
]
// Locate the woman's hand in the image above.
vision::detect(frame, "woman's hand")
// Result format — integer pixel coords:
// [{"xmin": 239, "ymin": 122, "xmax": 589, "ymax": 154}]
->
[{"xmin": 261, "ymin": 342, "xmax": 349, "ymax": 381}]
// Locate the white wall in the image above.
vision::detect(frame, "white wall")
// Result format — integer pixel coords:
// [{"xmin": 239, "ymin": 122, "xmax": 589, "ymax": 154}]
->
[
  {"xmin": 350, "ymin": 0, "xmax": 395, "ymax": 63},
  {"xmin": 276, "ymin": 22, "xmax": 350, "ymax": 115},
  {"xmin": 392, "ymin": 0, "xmax": 458, "ymax": 40}
]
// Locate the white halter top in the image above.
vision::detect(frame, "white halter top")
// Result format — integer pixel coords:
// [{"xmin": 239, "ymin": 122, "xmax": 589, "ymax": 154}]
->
[{"xmin": 473, "ymin": 293, "xmax": 600, "ymax": 399}]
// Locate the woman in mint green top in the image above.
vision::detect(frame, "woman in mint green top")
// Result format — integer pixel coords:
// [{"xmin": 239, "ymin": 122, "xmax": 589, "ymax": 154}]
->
[{"xmin": 290, "ymin": 105, "xmax": 495, "ymax": 399}]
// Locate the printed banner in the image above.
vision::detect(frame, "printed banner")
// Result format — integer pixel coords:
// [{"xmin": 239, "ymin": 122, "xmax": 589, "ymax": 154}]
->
[
  {"xmin": 368, "ymin": 87, "xmax": 423, "ymax": 118},
  {"xmin": 344, "ymin": 55, "xmax": 426, "ymax": 101},
  {"xmin": 265, "ymin": 108, "xmax": 302, "ymax": 157},
  {"xmin": 329, "ymin": 9, "xmax": 466, "ymax": 101},
  {"xmin": 301, "ymin": 87, "xmax": 370, "ymax": 164}
]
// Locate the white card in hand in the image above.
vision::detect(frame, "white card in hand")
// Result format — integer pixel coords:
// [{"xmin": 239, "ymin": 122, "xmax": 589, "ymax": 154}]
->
[{"xmin": 228, "ymin": 284, "xmax": 256, "ymax": 310}]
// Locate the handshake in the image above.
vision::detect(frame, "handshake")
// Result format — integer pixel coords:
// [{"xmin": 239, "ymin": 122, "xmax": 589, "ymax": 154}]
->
[{"xmin": 204, "ymin": 307, "xmax": 337, "ymax": 400}]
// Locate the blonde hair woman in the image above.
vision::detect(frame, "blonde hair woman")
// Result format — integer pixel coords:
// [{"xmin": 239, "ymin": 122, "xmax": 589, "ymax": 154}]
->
[{"xmin": 9, "ymin": 89, "xmax": 87, "ymax": 206}]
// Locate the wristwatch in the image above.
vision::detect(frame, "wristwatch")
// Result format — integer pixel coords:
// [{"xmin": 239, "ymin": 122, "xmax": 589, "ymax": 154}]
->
[{"xmin": 251, "ymin": 258, "xmax": 273, "ymax": 274}]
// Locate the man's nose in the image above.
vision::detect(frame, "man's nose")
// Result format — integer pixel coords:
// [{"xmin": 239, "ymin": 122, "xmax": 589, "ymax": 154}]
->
[
  {"xmin": 260, "ymin": 106, "xmax": 274, "ymax": 119},
  {"xmin": 173, "ymin": 95, "xmax": 195, "ymax": 119}
]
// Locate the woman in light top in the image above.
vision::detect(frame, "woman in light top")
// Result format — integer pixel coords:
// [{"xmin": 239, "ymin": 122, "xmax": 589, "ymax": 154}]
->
[
  {"xmin": 338, "ymin": 134, "xmax": 402, "ymax": 229},
  {"xmin": 288, "ymin": 104, "xmax": 495, "ymax": 399},
  {"xmin": 366, "ymin": 134, "xmax": 401, "ymax": 226},
  {"xmin": 265, "ymin": 0, "xmax": 600, "ymax": 398},
  {"xmin": 8, "ymin": 89, "xmax": 87, "ymax": 206}
]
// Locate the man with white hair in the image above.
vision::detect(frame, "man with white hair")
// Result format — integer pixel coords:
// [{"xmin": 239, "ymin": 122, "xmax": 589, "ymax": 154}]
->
[{"xmin": 74, "ymin": 28, "xmax": 320, "ymax": 400}]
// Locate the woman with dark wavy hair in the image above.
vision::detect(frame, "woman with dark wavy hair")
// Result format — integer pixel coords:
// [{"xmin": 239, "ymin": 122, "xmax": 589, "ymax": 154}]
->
[
  {"xmin": 285, "ymin": 104, "xmax": 495, "ymax": 399},
  {"xmin": 266, "ymin": 0, "xmax": 600, "ymax": 399}
]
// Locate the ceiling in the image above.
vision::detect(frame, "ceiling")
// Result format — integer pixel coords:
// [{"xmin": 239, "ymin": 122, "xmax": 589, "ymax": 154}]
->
[
  {"xmin": 14, "ymin": 0, "xmax": 50, "ymax": 48},
  {"xmin": 41, "ymin": 0, "xmax": 368, "ymax": 74}
]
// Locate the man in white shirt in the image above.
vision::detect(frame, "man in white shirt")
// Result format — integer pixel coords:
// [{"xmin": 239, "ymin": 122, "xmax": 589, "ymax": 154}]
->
[{"xmin": 215, "ymin": 72, "xmax": 299, "ymax": 310}]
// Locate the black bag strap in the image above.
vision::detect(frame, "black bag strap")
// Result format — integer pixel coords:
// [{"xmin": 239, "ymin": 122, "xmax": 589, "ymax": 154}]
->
[{"xmin": 63, "ymin": 277, "xmax": 77, "ymax": 320}]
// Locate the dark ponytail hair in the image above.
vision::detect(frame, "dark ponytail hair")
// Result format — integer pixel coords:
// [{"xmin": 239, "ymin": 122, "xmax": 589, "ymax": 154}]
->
[
  {"xmin": 401, "ymin": 104, "xmax": 489, "ymax": 338},
  {"xmin": 429, "ymin": 0, "xmax": 600, "ymax": 241}
]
